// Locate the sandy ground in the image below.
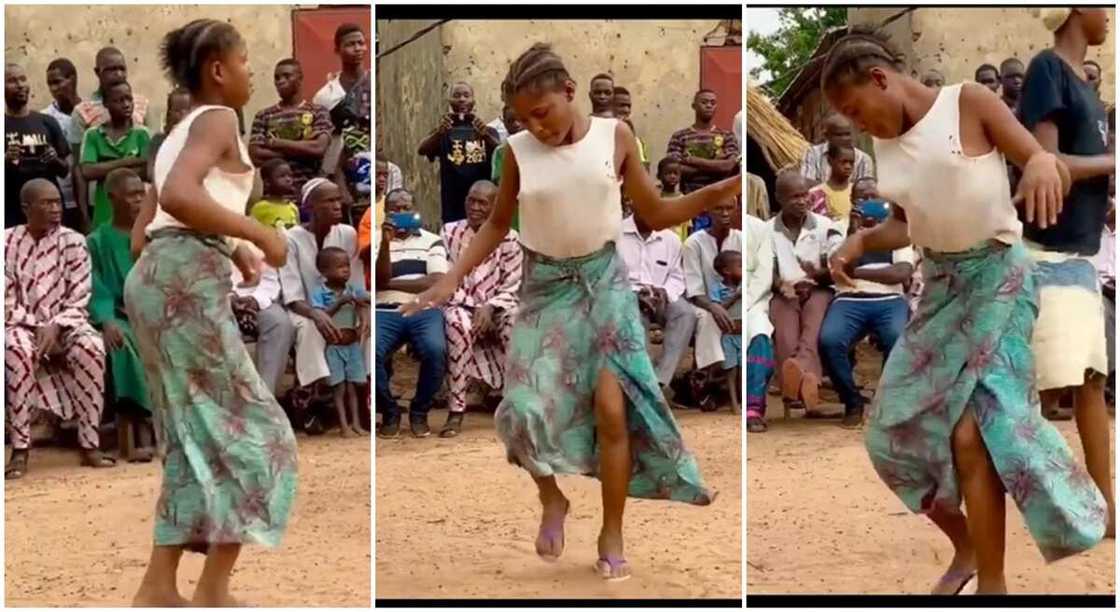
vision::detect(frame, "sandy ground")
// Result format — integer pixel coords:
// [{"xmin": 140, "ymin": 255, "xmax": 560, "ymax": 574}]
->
[
  {"xmin": 5, "ymin": 435, "xmax": 371, "ymax": 607},
  {"xmin": 746, "ymin": 347, "xmax": 1116, "ymax": 595},
  {"xmin": 375, "ymin": 407, "xmax": 742, "ymax": 599}
]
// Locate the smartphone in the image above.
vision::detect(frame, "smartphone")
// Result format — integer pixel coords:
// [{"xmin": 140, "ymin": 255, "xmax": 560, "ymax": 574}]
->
[{"xmin": 389, "ymin": 211, "xmax": 422, "ymax": 232}]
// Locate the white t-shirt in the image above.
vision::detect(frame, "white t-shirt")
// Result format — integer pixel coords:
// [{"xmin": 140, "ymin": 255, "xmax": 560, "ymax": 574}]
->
[{"xmin": 769, "ymin": 212, "xmax": 843, "ymax": 284}]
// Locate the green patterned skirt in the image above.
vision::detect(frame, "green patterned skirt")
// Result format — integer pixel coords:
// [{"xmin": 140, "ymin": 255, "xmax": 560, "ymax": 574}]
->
[
  {"xmin": 124, "ymin": 230, "xmax": 298, "ymax": 552},
  {"xmin": 495, "ymin": 243, "xmax": 714, "ymax": 505}
]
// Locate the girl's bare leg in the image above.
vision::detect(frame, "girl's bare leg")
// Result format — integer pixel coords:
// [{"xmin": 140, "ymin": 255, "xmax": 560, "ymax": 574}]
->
[
  {"xmin": 1074, "ymin": 374, "xmax": 1115, "ymax": 538},
  {"xmin": 594, "ymin": 368, "xmax": 631, "ymax": 579},
  {"xmin": 132, "ymin": 545, "xmax": 189, "ymax": 606},
  {"xmin": 192, "ymin": 543, "xmax": 242, "ymax": 606},
  {"xmin": 533, "ymin": 474, "xmax": 569, "ymax": 558},
  {"xmin": 927, "ymin": 507, "xmax": 977, "ymax": 594},
  {"xmin": 951, "ymin": 409, "xmax": 1007, "ymax": 594}
]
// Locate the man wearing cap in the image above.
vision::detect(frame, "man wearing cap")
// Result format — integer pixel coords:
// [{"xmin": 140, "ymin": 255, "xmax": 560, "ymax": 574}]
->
[
  {"xmin": 819, "ymin": 193, "xmax": 913, "ymax": 428},
  {"xmin": 279, "ymin": 178, "xmax": 366, "ymax": 391}
]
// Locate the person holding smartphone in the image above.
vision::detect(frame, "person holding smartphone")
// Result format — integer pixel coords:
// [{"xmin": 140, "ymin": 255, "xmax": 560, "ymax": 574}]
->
[
  {"xmin": 374, "ymin": 188, "xmax": 449, "ymax": 439},
  {"xmin": 417, "ymin": 81, "xmax": 499, "ymax": 224}
]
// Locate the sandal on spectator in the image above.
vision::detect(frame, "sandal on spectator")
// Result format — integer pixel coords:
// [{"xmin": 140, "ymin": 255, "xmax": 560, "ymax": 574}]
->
[
  {"xmin": 80, "ymin": 449, "xmax": 117, "ymax": 469},
  {"xmin": 440, "ymin": 412, "xmax": 464, "ymax": 438},
  {"xmin": 5, "ymin": 450, "xmax": 29, "ymax": 480}
]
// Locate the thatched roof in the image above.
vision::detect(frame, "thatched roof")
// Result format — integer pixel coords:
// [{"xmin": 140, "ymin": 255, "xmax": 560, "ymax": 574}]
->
[
  {"xmin": 747, "ymin": 85, "xmax": 809, "ymax": 171},
  {"xmin": 776, "ymin": 26, "xmax": 848, "ymax": 116}
]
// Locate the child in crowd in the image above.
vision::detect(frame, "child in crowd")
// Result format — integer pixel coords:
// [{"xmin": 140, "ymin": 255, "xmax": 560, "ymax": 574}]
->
[
  {"xmin": 809, "ymin": 142, "xmax": 855, "ymax": 233},
  {"xmin": 711, "ymin": 250, "xmax": 742, "ymax": 410},
  {"xmin": 657, "ymin": 157, "xmax": 689, "ymax": 242},
  {"xmin": 80, "ymin": 80, "xmax": 151, "ymax": 228},
  {"xmin": 312, "ymin": 246, "xmax": 371, "ymax": 437},
  {"xmin": 250, "ymin": 158, "xmax": 300, "ymax": 229},
  {"xmin": 147, "ymin": 88, "xmax": 192, "ymax": 175}
]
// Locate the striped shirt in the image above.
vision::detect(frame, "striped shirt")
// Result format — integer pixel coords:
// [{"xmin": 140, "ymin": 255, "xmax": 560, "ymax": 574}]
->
[
  {"xmin": 249, "ymin": 101, "xmax": 333, "ymax": 193},
  {"xmin": 376, "ymin": 229, "xmax": 449, "ymax": 308}
]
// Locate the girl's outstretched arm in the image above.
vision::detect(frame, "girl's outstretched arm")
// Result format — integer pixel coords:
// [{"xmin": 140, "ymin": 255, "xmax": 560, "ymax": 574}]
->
[
  {"xmin": 400, "ymin": 146, "xmax": 520, "ymax": 316},
  {"xmin": 618, "ymin": 122, "xmax": 740, "ymax": 231}
]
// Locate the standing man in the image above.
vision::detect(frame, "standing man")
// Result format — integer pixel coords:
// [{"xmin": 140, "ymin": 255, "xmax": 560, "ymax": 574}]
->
[
  {"xmin": 618, "ymin": 202, "xmax": 696, "ymax": 403},
  {"xmin": 975, "ymin": 63, "xmax": 1001, "ymax": 93},
  {"xmin": 314, "ymin": 23, "xmax": 369, "ymax": 180},
  {"xmin": 589, "ymin": 73, "xmax": 615, "ymax": 118},
  {"xmin": 441, "ymin": 181, "xmax": 522, "ymax": 438},
  {"xmin": 250, "ymin": 58, "xmax": 333, "ymax": 213},
  {"xmin": 5, "ymin": 63, "xmax": 70, "ymax": 229},
  {"xmin": 6, "ymin": 179, "xmax": 115, "ymax": 479},
  {"xmin": 667, "ymin": 89, "xmax": 740, "ymax": 232},
  {"xmin": 417, "ymin": 81, "xmax": 499, "ymax": 224},
  {"xmin": 67, "ymin": 47, "xmax": 151, "ymax": 222},
  {"xmin": 42, "ymin": 58, "xmax": 83, "ymax": 230},
  {"xmin": 799, "ymin": 114, "xmax": 874, "ymax": 185},
  {"xmin": 999, "ymin": 57, "xmax": 1026, "ymax": 113}
]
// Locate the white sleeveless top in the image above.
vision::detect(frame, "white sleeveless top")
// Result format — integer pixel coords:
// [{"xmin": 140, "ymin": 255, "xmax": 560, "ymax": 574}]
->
[
  {"xmin": 508, "ymin": 116, "xmax": 622, "ymax": 258},
  {"xmin": 146, "ymin": 105, "xmax": 255, "ymax": 248},
  {"xmin": 874, "ymin": 84, "xmax": 1022, "ymax": 253}
]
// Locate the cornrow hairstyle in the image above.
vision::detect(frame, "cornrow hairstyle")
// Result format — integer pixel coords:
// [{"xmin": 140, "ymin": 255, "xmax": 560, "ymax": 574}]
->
[
  {"xmin": 259, "ymin": 157, "xmax": 290, "ymax": 181},
  {"xmin": 501, "ymin": 43, "xmax": 572, "ymax": 104},
  {"xmin": 334, "ymin": 23, "xmax": 363, "ymax": 49},
  {"xmin": 827, "ymin": 140, "xmax": 855, "ymax": 160},
  {"xmin": 160, "ymin": 19, "xmax": 243, "ymax": 93},
  {"xmin": 975, "ymin": 63, "xmax": 999, "ymax": 80},
  {"xmin": 820, "ymin": 25, "xmax": 906, "ymax": 93},
  {"xmin": 46, "ymin": 58, "xmax": 77, "ymax": 79},
  {"xmin": 613, "ymin": 85, "xmax": 630, "ymax": 97},
  {"xmin": 316, "ymin": 245, "xmax": 349, "ymax": 271}
]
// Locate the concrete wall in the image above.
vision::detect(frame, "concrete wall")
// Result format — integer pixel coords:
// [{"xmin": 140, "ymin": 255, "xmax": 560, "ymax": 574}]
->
[
  {"xmin": 850, "ymin": 7, "xmax": 1115, "ymax": 103},
  {"xmin": 6, "ymin": 4, "xmax": 295, "ymax": 132},
  {"xmin": 375, "ymin": 19, "xmax": 446, "ymax": 225},
  {"xmin": 376, "ymin": 19, "xmax": 737, "ymax": 227}
]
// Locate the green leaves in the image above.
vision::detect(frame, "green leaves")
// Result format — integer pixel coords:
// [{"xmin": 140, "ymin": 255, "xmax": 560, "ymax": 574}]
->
[{"xmin": 747, "ymin": 7, "xmax": 847, "ymax": 95}]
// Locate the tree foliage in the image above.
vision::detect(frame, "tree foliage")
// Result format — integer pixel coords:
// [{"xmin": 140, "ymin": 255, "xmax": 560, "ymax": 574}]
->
[{"xmin": 747, "ymin": 7, "xmax": 847, "ymax": 95}]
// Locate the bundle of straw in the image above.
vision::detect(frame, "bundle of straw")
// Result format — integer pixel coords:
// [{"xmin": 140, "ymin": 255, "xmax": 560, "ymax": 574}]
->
[{"xmin": 747, "ymin": 85, "xmax": 809, "ymax": 171}]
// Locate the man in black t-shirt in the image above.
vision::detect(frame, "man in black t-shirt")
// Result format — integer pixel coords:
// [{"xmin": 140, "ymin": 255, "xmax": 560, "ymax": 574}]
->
[
  {"xmin": 5, "ymin": 63, "xmax": 70, "ymax": 229},
  {"xmin": 417, "ymin": 81, "xmax": 498, "ymax": 224}
]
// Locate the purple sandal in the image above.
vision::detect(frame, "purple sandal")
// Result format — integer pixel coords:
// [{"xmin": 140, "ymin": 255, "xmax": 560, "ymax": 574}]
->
[
  {"xmin": 594, "ymin": 555, "xmax": 632, "ymax": 582},
  {"xmin": 932, "ymin": 569, "xmax": 976, "ymax": 595},
  {"xmin": 535, "ymin": 499, "xmax": 570, "ymax": 562}
]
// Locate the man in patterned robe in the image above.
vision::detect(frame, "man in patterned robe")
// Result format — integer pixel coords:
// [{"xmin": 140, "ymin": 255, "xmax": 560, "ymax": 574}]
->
[
  {"xmin": 440, "ymin": 181, "xmax": 522, "ymax": 438},
  {"xmin": 5, "ymin": 179, "xmax": 115, "ymax": 479}
]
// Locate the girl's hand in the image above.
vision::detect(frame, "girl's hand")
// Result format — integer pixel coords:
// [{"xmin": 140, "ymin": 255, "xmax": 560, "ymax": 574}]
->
[
  {"xmin": 399, "ymin": 275, "xmax": 458, "ymax": 317},
  {"xmin": 253, "ymin": 227, "xmax": 289, "ymax": 268},
  {"xmin": 829, "ymin": 233, "xmax": 865, "ymax": 287},
  {"xmin": 1016, "ymin": 152, "xmax": 1065, "ymax": 229},
  {"xmin": 712, "ymin": 174, "xmax": 742, "ymax": 202}
]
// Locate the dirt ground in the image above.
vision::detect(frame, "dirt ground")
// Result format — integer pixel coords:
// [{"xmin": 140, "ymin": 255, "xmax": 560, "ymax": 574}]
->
[
  {"xmin": 375, "ymin": 406, "xmax": 742, "ymax": 599},
  {"xmin": 5, "ymin": 435, "xmax": 371, "ymax": 607},
  {"xmin": 747, "ymin": 346, "xmax": 1116, "ymax": 595}
]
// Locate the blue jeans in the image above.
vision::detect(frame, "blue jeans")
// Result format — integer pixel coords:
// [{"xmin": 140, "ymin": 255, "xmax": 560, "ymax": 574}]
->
[
  {"xmin": 376, "ymin": 309, "xmax": 447, "ymax": 421},
  {"xmin": 819, "ymin": 296, "xmax": 908, "ymax": 410}
]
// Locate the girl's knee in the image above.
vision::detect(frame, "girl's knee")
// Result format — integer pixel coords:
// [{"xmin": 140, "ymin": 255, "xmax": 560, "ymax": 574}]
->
[{"xmin": 951, "ymin": 412, "xmax": 986, "ymax": 465}]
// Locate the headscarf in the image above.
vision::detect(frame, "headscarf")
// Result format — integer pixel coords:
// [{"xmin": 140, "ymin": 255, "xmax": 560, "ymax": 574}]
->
[{"xmin": 301, "ymin": 177, "xmax": 333, "ymax": 210}]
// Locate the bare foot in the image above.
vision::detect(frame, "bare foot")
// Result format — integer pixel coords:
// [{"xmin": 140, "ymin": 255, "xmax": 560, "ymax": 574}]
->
[
  {"xmin": 931, "ymin": 550, "xmax": 977, "ymax": 595},
  {"xmin": 535, "ymin": 493, "xmax": 569, "ymax": 561},
  {"xmin": 191, "ymin": 589, "xmax": 243, "ymax": 607},
  {"xmin": 595, "ymin": 530, "xmax": 631, "ymax": 581},
  {"xmin": 132, "ymin": 584, "xmax": 190, "ymax": 607},
  {"xmin": 352, "ymin": 424, "xmax": 368, "ymax": 436},
  {"xmin": 340, "ymin": 427, "xmax": 354, "ymax": 438}
]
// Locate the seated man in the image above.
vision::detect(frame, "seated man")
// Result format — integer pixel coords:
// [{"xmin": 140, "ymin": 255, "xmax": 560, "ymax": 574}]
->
[
  {"xmin": 6, "ymin": 179, "xmax": 115, "ymax": 479},
  {"xmin": 767, "ymin": 170, "xmax": 841, "ymax": 415},
  {"xmin": 819, "ymin": 200, "xmax": 912, "ymax": 428},
  {"xmin": 230, "ymin": 262, "xmax": 296, "ymax": 397},
  {"xmin": 684, "ymin": 197, "xmax": 742, "ymax": 380},
  {"xmin": 618, "ymin": 204, "xmax": 695, "ymax": 404},
  {"xmin": 279, "ymin": 179, "xmax": 365, "ymax": 397},
  {"xmin": 375, "ymin": 188, "xmax": 448, "ymax": 439},
  {"xmin": 87, "ymin": 168, "xmax": 152, "ymax": 461},
  {"xmin": 441, "ymin": 181, "xmax": 521, "ymax": 438}
]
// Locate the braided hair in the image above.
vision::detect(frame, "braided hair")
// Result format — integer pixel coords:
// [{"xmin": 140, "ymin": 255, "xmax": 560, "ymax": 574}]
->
[
  {"xmin": 501, "ymin": 43, "xmax": 572, "ymax": 104},
  {"xmin": 160, "ymin": 19, "xmax": 243, "ymax": 93},
  {"xmin": 820, "ymin": 25, "xmax": 906, "ymax": 93}
]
